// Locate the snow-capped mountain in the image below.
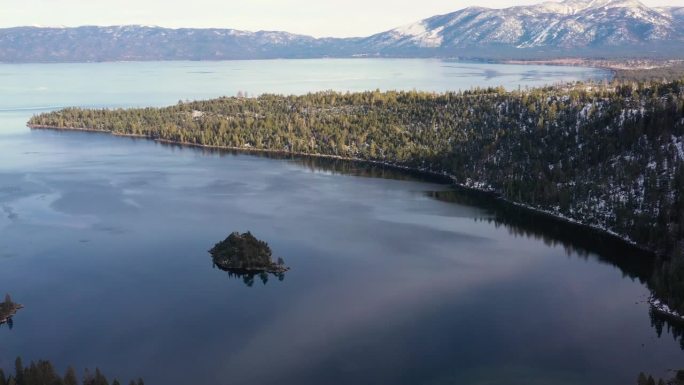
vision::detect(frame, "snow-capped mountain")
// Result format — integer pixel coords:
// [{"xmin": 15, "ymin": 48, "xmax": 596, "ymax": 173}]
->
[
  {"xmin": 1, "ymin": 0, "xmax": 683, "ymax": 62},
  {"xmin": 0, "ymin": 25, "xmax": 359, "ymax": 62},
  {"xmin": 360, "ymin": 0, "xmax": 684, "ymax": 56}
]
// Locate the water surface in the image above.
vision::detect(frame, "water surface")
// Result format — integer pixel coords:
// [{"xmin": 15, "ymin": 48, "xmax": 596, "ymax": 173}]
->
[
  {"xmin": 1, "ymin": 59, "xmax": 681, "ymax": 385},
  {"xmin": 0, "ymin": 59, "xmax": 608, "ymax": 112}
]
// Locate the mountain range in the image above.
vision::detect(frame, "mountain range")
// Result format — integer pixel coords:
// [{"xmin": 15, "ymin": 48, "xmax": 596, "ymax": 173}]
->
[{"xmin": 2, "ymin": 0, "xmax": 684, "ymax": 62}]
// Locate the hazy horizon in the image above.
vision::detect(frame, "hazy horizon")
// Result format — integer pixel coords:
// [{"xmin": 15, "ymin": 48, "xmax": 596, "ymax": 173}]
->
[{"xmin": 2, "ymin": 0, "xmax": 683, "ymax": 38}]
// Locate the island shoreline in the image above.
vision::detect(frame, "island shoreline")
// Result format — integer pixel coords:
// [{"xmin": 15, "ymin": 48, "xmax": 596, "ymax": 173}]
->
[{"xmin": 0, "ymin": 303, "xmax": 24, "ymax": 325}]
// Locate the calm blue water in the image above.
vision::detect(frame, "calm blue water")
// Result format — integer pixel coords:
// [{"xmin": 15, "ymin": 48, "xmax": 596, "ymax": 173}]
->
[
  {"xmin": 0, "ymin": 59, "xmax": 608, "ymax": 112},
  {"xmin": 1, "ymin": 60, "xmax": 681, "ymax": 385}
]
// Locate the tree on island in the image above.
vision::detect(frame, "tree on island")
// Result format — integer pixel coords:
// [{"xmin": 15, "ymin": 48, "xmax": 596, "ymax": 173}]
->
[
  {"xmin": 1, "ymin": 294, "xmax": 24, "ymax": 330},
  {"xmin": 210, "ymin": 231, "xmax": 273, "ymax": 269},
  {"xmin": 210, "ymin": 231, "xmax": 288, "ymax": 273},
  {"xmin": 1, "ymin": 294, "xmax": 21, "ymax": 322}
]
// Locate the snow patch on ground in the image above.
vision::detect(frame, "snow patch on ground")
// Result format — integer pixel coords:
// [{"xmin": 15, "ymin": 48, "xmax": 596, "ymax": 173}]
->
[
  {"xmin": 650, "ymin": 295, "xmax": 684, "ymax": 321},
  {"xmin": 672, "ymin": 135, "xmax": 684, "ymax": 160},
  {"xmin": 391, "ymin": 22, "xmax": 444, "ymax": 47},
  {"xmin": 394, "ymin": 22, "xmax": 428, "ymax": 37}
]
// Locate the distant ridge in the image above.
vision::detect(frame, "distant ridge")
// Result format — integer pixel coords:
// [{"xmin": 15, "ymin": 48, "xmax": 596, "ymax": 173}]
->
[{"xmin": 2, "ymin": 0, "xmax": 684, "ymax": 62}]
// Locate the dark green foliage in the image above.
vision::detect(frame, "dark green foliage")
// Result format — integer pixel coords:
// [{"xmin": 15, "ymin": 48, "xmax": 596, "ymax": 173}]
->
[
  {"xmin": 649, "ymin": 305, "xmax": 684, "ymax": 350},
  {"xmin": 638, "ymin": 370, "xmax": 684, "ymax": 385},
  {"xmin": 28, "ymin": 80, "xmax": 684, "ymax": 310},
  {"xmin": 0, "ymin": 357, "xmax": 135, "ymax": 385},
  {"xmin": 210, "ymin": 231, "xmax": 274, "ymax": 269},
  {"xmin": 83, "ymin": 368, "xmax": 109, "ymax": 385},
  {"xmin": 0, "ymin": 294, "xmax": 23, "ymax": 327},
  {"xmin": 14, "ymin": 359, "xmax": 22, "ymax": 385},
  {"xmin": 209, "ymin": 232, "xmax": 288, "ymax": 285},
  {"xmin": 64, "ymin": 367, "xmax": 77, "ymax": 385},
  {"xmin": 1, "ymin": 295, "xmax": 18, "ymax": 315}
]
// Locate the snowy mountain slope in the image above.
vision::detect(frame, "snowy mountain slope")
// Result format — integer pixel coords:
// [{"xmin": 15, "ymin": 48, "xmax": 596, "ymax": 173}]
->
[{"xmin": 360, "ymin": 0, "xmax": 684, "ymax": 54}]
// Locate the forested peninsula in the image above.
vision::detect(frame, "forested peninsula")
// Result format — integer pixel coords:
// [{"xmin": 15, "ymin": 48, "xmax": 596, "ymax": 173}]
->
[{"xmin": 28, "ymin": 81, "xmax": 684, "ymax": 312}]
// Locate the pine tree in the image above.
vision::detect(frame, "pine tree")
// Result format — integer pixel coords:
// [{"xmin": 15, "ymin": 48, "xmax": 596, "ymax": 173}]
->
[
  {"xmin": 64, "ymin": 367, "xmax": 78, "ymax": 385},
  {"xmin": 14, "ymin": 358, "xmax": 23, "ymax": 385},
  {"xmin": 93, "ymin": 368, "xmax": 109, "ymax": 385},
  {"xmin": 83, "ymin": 368, "xmax": 94, "ymax": 385}
]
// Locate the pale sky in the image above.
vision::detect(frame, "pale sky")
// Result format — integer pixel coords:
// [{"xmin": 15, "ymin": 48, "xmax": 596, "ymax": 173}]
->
[{"xmin": 2, "ymin": 0, "xmax": 683, "ymax": 37}]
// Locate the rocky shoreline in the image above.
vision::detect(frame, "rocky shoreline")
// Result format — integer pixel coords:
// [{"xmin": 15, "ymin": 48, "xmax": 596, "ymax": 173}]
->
[
  {"xmin": 649, "ymin": 296, "xmax": 684, "ymax": 323},
  {"xmin": 213, "ymin": 261, "xmax": 290, "ymax": 274},
  {"xmin": 0, "ymin": 303, "xmax": 24, "ymax": 325}
]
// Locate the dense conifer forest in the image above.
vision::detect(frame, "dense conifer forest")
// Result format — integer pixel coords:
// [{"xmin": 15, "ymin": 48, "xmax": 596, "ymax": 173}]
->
[
  {"xmin": 28, "ymin": 80, "xmax": 684, "ymax": 313},
  {"xmin": 614, "ymin": 64, "xmax": 684, "ymax": 83},
  {"xmin": 0, "ymin": 357, "xmax": 142, "ymax": 385},
  {"xmin": 637, "ymin": 369, "xmax": 684, "ymax": 385}
]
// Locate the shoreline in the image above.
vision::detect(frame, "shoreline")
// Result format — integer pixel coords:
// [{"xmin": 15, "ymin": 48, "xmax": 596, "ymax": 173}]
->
[
  {"xmin": 213, "ymin": 262, "xmax": 290, "ymax": 275},
  {"xmin": 649, "ymin": 296, "xmax": 684, "ymax": 323},
  {"xmin": 27, "ymin": 123, "xmax": 655, "ymax": 258},
  {"xmin": 500, "ymin": 58, "xmax": 684, "ymax": 70},
  {"xmin": 499, "ymin": 58, "xmax": 618, "ymax": 79},
  {"xmin": 0, "ymin": 304, "xmax": 24, "ymax": 325}
]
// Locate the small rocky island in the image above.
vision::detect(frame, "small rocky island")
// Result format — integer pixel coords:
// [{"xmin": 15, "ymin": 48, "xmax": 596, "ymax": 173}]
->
[
  {"xmin": 210, "ymin": 232, "xmax": 289, "ymax": 285},
  {"xmin": 0, "ymin": 294, "xmax": 23, "ymax": 326}
]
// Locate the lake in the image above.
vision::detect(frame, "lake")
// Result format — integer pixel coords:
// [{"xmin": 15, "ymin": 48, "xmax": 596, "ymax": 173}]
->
[
  {"xmin": 0, "ymin": 59, "xmax": 609, "ymax": 112},
  {"xmin": 1, "ymin": 59, "xmax": 681, "ymax": 385}
]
